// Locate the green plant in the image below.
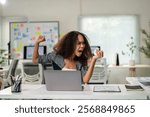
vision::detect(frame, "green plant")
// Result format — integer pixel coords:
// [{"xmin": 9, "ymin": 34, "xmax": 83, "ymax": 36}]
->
[
  {"xmin": 139, "ymin": 29, "xmax": 150, "ymax": 58},
  {"xmin": 0, "ymin": 49, "xmax": 8, "ymax": 65},
  {"xmin": 122, "ymin": 36, "xmax": 137, "ymax": 59}
]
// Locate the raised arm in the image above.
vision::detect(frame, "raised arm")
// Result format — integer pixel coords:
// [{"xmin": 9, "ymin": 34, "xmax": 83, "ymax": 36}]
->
[
  {"xmin": 32, "ymin": 35, "xmax": 45, "ymax": 64},
  {"xmin": 83, "ymin": 49, "xmax": 103, "ymax": 83}
]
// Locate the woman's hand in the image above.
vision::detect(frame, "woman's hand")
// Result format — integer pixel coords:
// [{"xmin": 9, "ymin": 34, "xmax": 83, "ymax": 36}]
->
[
  {"xmin": 84, "ymin": 49, "xmax": 104, "ymax": 83},
  {"xmin": 32, "ymin": 35, "xmax": 45, "ymax": 64},
  {"xmin": 36, "ymin": 35, "xmax": 46, "ymax": 44},
  {"xmin": 93, "ymin": 49, "xmax": 104, "ymax": 60}
]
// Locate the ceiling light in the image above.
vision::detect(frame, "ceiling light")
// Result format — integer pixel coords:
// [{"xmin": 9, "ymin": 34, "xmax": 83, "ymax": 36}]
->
[{"xmin": 0, "ymin": 0, "xmax": 6, "ymax": 5}]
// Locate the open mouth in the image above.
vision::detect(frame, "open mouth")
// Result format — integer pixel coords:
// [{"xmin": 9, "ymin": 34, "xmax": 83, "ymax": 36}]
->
[{"xmin": 78, "ymin": 50, "xmax": 83, "ymax": 55}]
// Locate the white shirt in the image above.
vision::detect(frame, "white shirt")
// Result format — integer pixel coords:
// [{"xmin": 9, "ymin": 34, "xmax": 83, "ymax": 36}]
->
[{"xmin": 62, "ymin": 67, "xmax": 76, "ymax": 71}]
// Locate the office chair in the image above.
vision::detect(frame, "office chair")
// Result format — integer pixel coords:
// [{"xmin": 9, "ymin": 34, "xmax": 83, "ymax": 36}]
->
[
  {"xmin": 21, "ymin": 62, "xmax": 43, "ymax": 84},
  {"xmin": 2, "ymin": 59, "xmax": 19, "ymax": 88},
  {"xmin": 41, "ymin": 62, "xmax": 53, "ymax": 84},
  {"xmin": 89, "ymin": 58, "xmax": 108, "ymax": 84},
  {"xmin": 0, "ymin": 77, "xmax": 3, "ymax": 90}
]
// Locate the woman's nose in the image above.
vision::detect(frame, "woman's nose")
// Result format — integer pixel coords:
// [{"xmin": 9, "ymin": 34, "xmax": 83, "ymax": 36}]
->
[{"xmin": 80, "ymin": 43, "xmax": 85, "ymax": 47}]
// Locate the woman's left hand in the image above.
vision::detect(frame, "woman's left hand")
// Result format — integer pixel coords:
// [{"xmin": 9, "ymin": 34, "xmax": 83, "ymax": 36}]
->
[{"xmin": 93, "ymin": 49, "xmax": 104, "ymax": 60}]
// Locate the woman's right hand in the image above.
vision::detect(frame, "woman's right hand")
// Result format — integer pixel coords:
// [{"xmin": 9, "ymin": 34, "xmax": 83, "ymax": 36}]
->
[{"xmin": 36, "ymin": 35, "xmax": 46, "ymax": 44}]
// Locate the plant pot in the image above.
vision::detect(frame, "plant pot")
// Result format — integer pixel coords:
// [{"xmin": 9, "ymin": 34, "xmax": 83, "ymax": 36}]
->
[
  {"xmin": 0, "ymin": 64, "xmax": 3, "ymax": 69},
  {"xmin": 129, "ymin": 59, "xmax": 135, "ymax": 66}
]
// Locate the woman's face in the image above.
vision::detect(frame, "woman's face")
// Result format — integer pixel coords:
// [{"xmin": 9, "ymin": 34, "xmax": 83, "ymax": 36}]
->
[{"xmin": 74, "ymin": 34, "xmax": 85, "ymax": 57}]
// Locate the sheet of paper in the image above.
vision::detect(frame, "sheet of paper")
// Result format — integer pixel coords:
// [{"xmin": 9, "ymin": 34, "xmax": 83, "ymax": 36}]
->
[
  {"xmin": 138, "ymin": 77, "xmax": 150, "ymax": 86},
  {"xmin": 93, "ymin": 86, "xmax": 121, "ymax": 92}
]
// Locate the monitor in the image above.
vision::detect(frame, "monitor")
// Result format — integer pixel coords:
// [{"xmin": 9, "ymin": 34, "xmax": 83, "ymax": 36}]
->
[{"xmin": 24, "ymin": 45, "xmax": 47, "ymax": 59}]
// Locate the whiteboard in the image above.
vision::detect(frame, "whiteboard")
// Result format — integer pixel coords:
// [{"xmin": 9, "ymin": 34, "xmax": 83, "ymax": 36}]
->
[{"xmin": 10, "ymin": 21, "xmax": 59, "ymax": 59}]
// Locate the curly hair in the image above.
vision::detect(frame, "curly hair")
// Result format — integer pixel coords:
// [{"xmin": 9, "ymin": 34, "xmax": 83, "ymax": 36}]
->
[{"xmin": 53, "ymin": 31, "xmax": 92, "ymax": 66}]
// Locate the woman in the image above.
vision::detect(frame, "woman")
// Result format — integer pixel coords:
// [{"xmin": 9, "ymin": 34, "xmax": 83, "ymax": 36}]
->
[{"xmin": 32, "ymin": 31, "xmax": 103, "ymax": 83}]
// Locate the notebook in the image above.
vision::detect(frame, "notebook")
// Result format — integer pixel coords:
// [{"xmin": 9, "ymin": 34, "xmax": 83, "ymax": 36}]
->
[
  {"xmin": 138, "ymin": 77, "xmax": 150, "ymax": 86},
  {"xmin": 44, "ymin": 70, "xmax": 82, "ymax": 91},
  {"xmin": 125, "ymin": 84, "xmax": 144, "ymax": 91},
  {"xmin": 93, "ymin": 85, "xmax": 121, "ymax": 92}
]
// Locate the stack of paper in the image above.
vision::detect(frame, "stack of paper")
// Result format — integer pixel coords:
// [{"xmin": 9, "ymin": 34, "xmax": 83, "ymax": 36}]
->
[
  {"xmin": 125, "ymin": 84, "xmax": 144, "ymax": 91},
  {"xmin": 138, "ymin": 77, "xmax": 150, "ymax": 86}
]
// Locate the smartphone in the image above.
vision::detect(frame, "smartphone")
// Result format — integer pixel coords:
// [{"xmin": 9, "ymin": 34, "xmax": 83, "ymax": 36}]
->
[
  {"xmin": 97, "ymin": 46, "xmax": 104, "ymax": 57},
  {"xmin": 97, "ymin": 46, "xmax": 101, "ymax": 50}
]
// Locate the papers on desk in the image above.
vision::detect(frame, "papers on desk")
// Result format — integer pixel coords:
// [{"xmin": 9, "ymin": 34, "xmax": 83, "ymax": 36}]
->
[
  {"xmin": 138, "ymin": 77, "xmax": 150, "ymax": 86},
  {"xmin": 93, "ymin": 85, "xmax": 121, "ymax": 92},
  {"xmin": 125, "ymin": 84, "xmax": 144, "ymax": 91}
]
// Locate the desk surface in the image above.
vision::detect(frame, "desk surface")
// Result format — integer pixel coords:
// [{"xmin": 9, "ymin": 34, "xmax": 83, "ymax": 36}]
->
[
  {"xmin": 108, "ymin": 64, "xmax": 150, "ymax": 68},
  {"xmin": 0, "ymin": 84, "xmax": 147, "ymax": 100},
  {"xmin": 126, "ymin": 77, "xmax": 150, "ymax": 99}
]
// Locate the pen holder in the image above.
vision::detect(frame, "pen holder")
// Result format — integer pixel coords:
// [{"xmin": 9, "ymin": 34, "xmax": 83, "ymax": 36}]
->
[{"xmin": 11, "ymin": 75, "xmax": 22, "ymax": 93}]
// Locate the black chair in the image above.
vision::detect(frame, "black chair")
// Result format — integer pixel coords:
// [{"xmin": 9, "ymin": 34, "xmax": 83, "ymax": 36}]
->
[
  {"xmin": 42, "ymin": 61, "xmax": 61, "ymax": 84},
  {"xmin": 52, "ymin": 61, "xmax": 61, "ymax": 70},
  {"xmin": 0, "ymin": 77, "xmax": 3, "ymax": 90}
]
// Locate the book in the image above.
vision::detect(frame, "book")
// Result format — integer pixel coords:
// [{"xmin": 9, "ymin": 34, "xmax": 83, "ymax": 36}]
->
[
  {"xmin": 93, "ymin": 85, "xmax": 121, "ymax": 92},
  {"xmin": 125, "ymin": 84, "xmax": 144, "ymax": 91},
  {"xmin": 138, "ymin": 77, "xmax": 150, "ymax": 86},
  {"xmin": 140, "ymin": 81, "xmax": 150, "ymax": 86}
]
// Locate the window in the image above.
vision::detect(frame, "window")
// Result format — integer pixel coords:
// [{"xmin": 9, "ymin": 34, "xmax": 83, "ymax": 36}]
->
[{"xmin": 79, "ymin": 15, "xmax": 140, "ymax": 64}]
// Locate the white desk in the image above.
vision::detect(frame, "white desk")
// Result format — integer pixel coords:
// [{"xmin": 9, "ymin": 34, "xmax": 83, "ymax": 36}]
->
[
  {"xmin": 0, "ymin": 84, "xmax": 147, "ymax": 100},
  {"xmin": 126, "ymin": 77, "xmax": 150, "ymax": 99}
]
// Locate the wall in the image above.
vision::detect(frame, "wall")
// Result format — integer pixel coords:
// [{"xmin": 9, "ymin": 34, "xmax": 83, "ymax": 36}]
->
[
  {"xmin": 0, "ymin": 18, "xmax": 1, "ymax": 47},
  {"xmin": 1, "ymin": 0, "xmax": 150, "ymax": 83},
  {"xmin": 81, "ymin": 0, "xmax": 150, "ymax": 64},
  {"xmin": 0, "ymin": 4, "xmax": 2, "ymax": 46}
]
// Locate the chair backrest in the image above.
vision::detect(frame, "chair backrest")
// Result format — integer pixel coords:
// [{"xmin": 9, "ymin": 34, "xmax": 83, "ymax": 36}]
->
[
  {"xmin": 89, "ymin": 58, "xmax": 108, "ymax": 84},
  {"xmin": 21, "ymin": 62, "xmax": 43, "ymax": 84},
  {"xmin": 0, "ymin": 77, "xmax": 3, "ymax": 90},
  {"xmin": 6, "ymin": 59, "xmax": 19, "ymax": 86}
]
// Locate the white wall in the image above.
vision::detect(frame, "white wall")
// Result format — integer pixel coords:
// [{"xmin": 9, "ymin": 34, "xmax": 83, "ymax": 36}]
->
[
  {"xmin": 0, "ymin": 4, "xmax": 2, "ymax": 46},
  {"xmin": 1, "ymin": 0, "xmax": 80, "ymax": 48},
  {"xmin": 0, "ymin": 18, "xmax": 1, "ymax": 47},
  {"xmin": 81, "ymin": 0, "xmax": 150, "ymax": 64},
  {"xmin": 1, "ymin": 0, "xmax": 150, "ymax": 63},
  {"xmin": 1, "ymin": 0, "xmax": 80, "ymax": 34},
  {"xmin": 1, "ymin": 0, "xmax": 150, "ymax": 83}
]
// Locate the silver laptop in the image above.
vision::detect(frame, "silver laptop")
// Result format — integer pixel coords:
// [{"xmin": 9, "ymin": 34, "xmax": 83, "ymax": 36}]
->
[{"xmin": 44, "ymin": 70, "xmax": 82, "ymax": 91}]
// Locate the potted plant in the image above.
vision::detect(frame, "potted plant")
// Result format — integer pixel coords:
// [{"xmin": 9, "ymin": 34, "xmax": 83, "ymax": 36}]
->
[
  {"xmin": 139, "ymin": 29, "xmax": 150, "ymax": 58},
  {"xmin": 122, "ymin": 36, "xmax": 137, "ymax": 66},
  {"xmin": 0, "ymin": 49, "xmax": 8, "ymax": 69}
]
